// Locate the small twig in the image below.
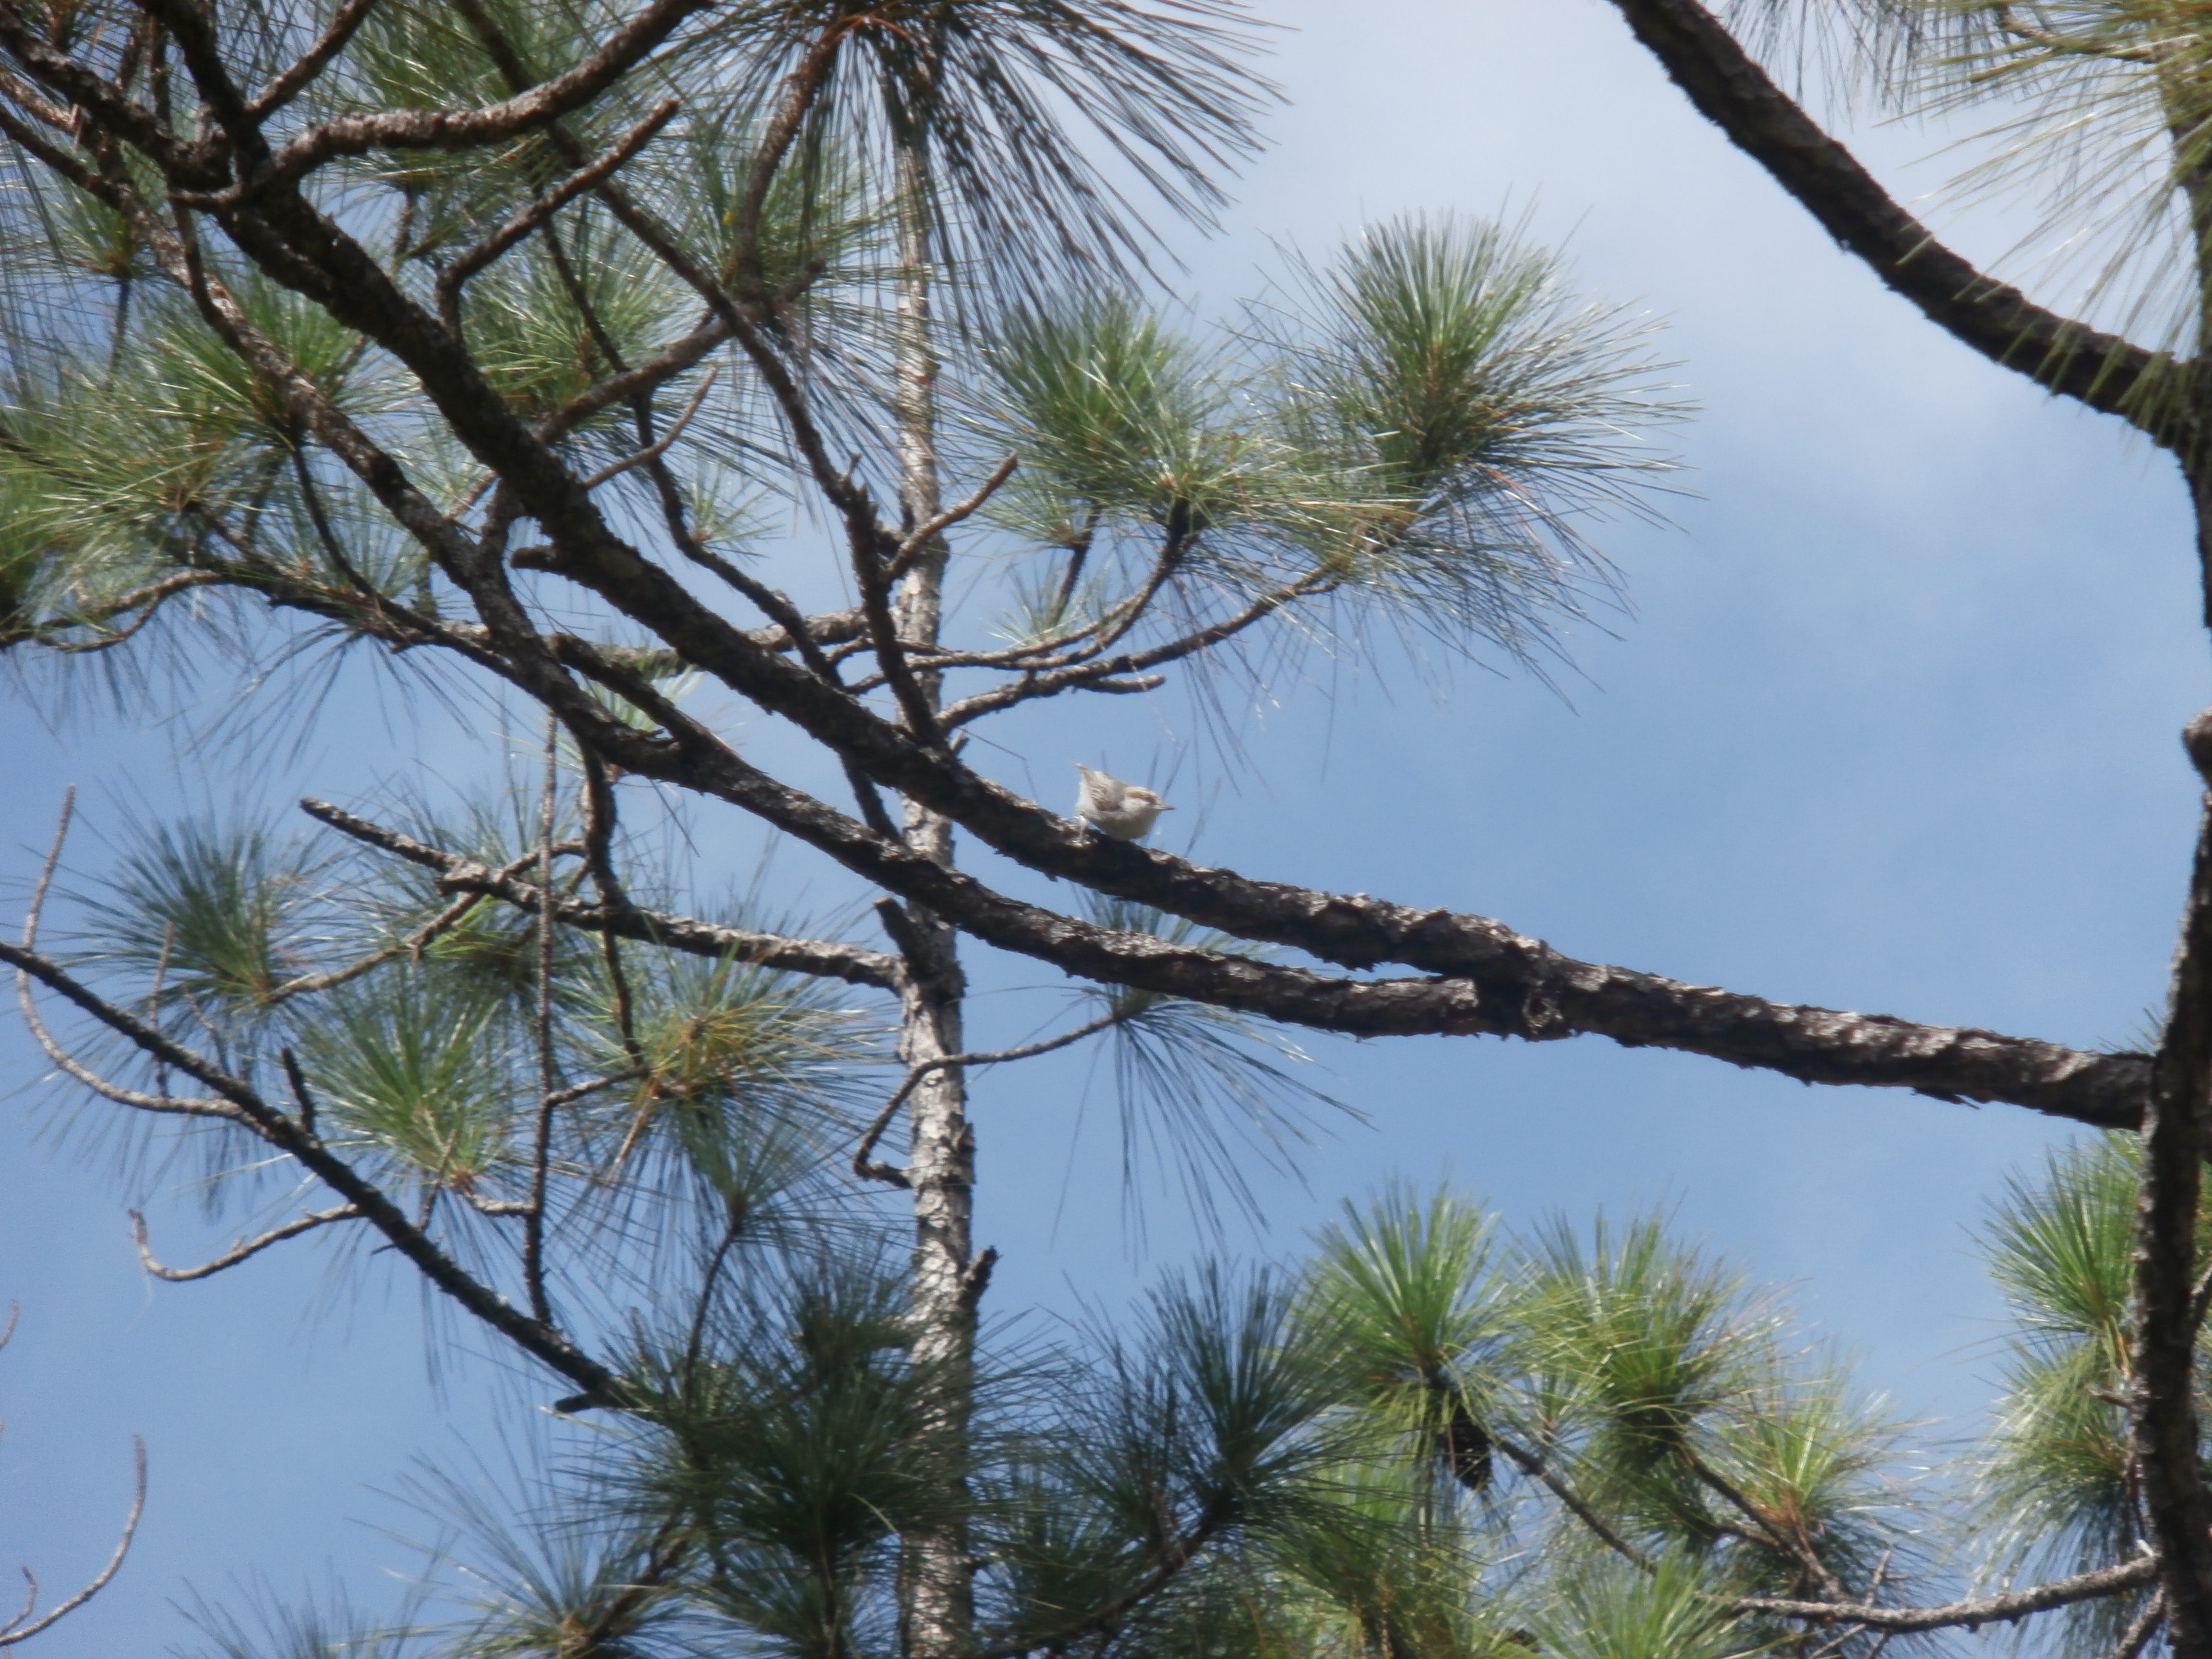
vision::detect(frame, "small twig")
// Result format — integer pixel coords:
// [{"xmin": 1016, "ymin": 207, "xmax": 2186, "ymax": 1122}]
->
[
  {"xmin": 886, "ymin": 453, "xmax": 1017, "ymax": 579},
  {"xmin": 2106, "ymin": 1591, "xmax": 2165, "ymax": 1659},
  {"xmin": 148, "ymin": 921, "xmax": 173, "ymax": 1100},
  {"xmin": 130, "ymin": 1204, "xmax": 362, "ymax": 1281},
  {"xmin": 435, "ymin": 96, "xmax": 678, "ymax": 331},
  {"xmin": 246, "ymin": 0, "xmax": 381, "ymax": 116},
  {"xmin": 0, "ymin": 1436, "xmax": 144, "ymax": 1646},
  {"xmin": 683, "ymin": 1201, "xmax": 747, "ymax": 1379},
  {"xmin": 279, "ymin": 1046, "xmax": 317, "ymax": 1137},
  {"xmin": 264, "ymin": 886, "xmax": 491, "ymax": 1004},
  {"xmin": 853, "ymin": 1010, "xmax": 1128, "ymax": 1185},
  {"xmin": 22, "ymin": 787, "xmax": 71, "ymax": 955},
  {"xmin": 578, "ymin": 368, "xmax": 718, "ymax": 491},
  {"xmin": 524, "ymin": 715, "xmax": 560, "ymax": 1325},
  {"xmin": 577, "ymin": 751, "xmax": 643, "ymax": 1067},
  {"xmin": 12, "ymin": 795, "xmax": 223, "ymax": 1116}
]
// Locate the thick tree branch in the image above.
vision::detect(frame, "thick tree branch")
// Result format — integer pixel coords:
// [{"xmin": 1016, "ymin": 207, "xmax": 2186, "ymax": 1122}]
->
[
  {"xmin": 517, "ymin": 653, "xmax": 2155, "ymax": 1130},
  {"xmin": 2130, "ymin": 710, "xmax": 2212, "ymax": 1647},
  {"xmin": 1601, "ymin": 0, "xmax": 2188, "ymax": 451}
]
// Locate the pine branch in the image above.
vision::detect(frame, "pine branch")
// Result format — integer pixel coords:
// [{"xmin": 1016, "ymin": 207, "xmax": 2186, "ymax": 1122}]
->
[
  {"xmin": 1601, "ymin": 0, "xmax": 2188, "ymax": 451},
  {"xmin": 299, "ymin": 797, "xmax": 905, "ymax": 989},
  {"xmin": 0, "ymin": 936, "xmax": 624, "ymax": 1401}
]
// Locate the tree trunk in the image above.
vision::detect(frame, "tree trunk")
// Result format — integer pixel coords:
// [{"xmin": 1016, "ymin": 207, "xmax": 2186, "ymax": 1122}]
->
[{"xmin": 888, "ymin": 87, "xmax": 979, "ymax": 1659}]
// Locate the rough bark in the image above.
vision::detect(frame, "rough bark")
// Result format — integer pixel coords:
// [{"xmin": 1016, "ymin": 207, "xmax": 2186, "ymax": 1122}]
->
[
  {"xmin": 887, "ymin": 84, "xmax": 978, "ymax": 1659},
  {"xmin": 2133, "ymin": 715, "xmax": 2212, "ymax": 1658},
  {"xmin": 1601, "ymin": 0, "xmax": 2188, "ymax": 453}
]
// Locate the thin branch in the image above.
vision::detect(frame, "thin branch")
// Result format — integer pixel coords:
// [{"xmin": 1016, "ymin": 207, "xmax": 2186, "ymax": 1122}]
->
[
  {"xmin": 524, "ymin": 716, "xmax": 559, "ymax": 1326},
  {"xmin": 280, "ymin": 1046, "xmax": 317, "ymax": 1137},
  {"xmin": 887, "ymin": 454, "xmax": 1018, "ymax": 579},
  {"xmin": 2106, "ymin": 1593, "xmax": 2166, "ymax": 1659},
  {"xmin": 300, "ymin": 797, "xmax": 904, "ymax": 988},
  {"xmin": 0, "ymin": 938, "xmax": 622, "ymax": 1401},
  {"xmin": 939, "ymin": 571, "xmax": 1323, "ymax": 725},
  {"xmin": 13, "ymin": 792, "xmax": 228, "ymax": 1116},
  {"xmin": 727, "ymin": 12, "xmax": 847, "ymax": 292},
  {"xmin": 218, "ymin": 0, "xmax": 713, "ymax": 195},
  {"xmin": 247, "ymin": 0, "xmax": 383, "ymax": 118},
  {"xmin": 1505, "ymin": 1427, "xmax": 2159, "ymax": 1635},
  {"xmin": 578, "ymin": 368, "xmax": 717, "ymax": 491},
  {"xmin": 263, "ymin": 888, "xmax": 489, "ymax": 1005},
  {"xmin": 853, "ymin": 1009, "xmax": 1131, "ymax": 1185},
  {"xmin": 1492, "ymin": 1431, "xmax": 1656, "ymax": 1570},
  {"xmin": 1686, "ymin": 1449, "xmax": 1845, "ymax": 1599},
  {"xmin": 0, "ymin": 1436, "xmax": 144, "ymax": 1647},
  {"xmin": 129, "ymin": 1204, "xmax": 363, "ymax": 1280},
  {"xmin": 434, "ymin": 96, "xmax": 678, "ymax": 330},
  {"xmin": 576, "ymin": 749, "xmax": 643, "ymax": 1067},
  {"xmin": 1729, "ymin": 1557, "xmax": 2162, "ymax": 1634}
]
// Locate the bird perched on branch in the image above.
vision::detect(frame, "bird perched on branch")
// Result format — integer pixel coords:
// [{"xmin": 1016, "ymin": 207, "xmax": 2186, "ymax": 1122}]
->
[{"xmin": 1073, "ymin": 765, "xmax": 1174, "ymax": 841}]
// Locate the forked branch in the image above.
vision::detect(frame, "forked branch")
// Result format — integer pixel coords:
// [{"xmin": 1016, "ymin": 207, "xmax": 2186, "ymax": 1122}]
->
[{"xmin": 0, "ymin": 1436, "xmax": 145, "ymax": 1647}]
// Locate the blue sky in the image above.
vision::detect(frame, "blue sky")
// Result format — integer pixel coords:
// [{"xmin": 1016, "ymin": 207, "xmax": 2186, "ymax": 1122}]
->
[{"xmin": 3, "ymin": 0, "xmax": 2205, "ymax": 1647}]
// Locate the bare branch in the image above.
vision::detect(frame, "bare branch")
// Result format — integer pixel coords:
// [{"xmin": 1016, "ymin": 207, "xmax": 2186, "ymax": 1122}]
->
[
  {"xmin": 1731, "ymin": 1558, "xmax": 2162, "ymax": 1634},
  {"xmin": 435, "ymin": 97, "xmax": 680, "ymax": 330},
  {"xmin": 12, "ymin": 791, "xmax": 231, "ymax": 1117},
  {"xmin": 889, "ymin": 455, "xmax": 1019, "ymax": 578},
  {"xmin": 853, "ymin": 1010, "xmax": 1130, "ymax": 1185},
  {"xmin": 247, "ymin": 0, "xmax": 383, "ymax": 119},
  {"xmin": 130, "ymin": 1204, "xmax": 363, "ymax": 1281},
  {"xmin": 578, "ymin": 368, "xmax": 717, "ymax": 491},
  {"xmin": 0, "ymin": 1436, "xmax": 144, "ymax": 1647}
]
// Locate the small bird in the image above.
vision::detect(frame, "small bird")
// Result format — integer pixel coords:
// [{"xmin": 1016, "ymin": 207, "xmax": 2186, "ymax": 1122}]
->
[{"xmin": 1073, "ymin": 764, "xmax": 1174, "ymax": 841}]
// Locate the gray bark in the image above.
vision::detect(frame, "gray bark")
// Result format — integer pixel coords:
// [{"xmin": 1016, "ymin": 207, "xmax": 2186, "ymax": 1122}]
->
[{"xmin": 888, "ymin": 83, "xmax": 978, "ymax": 1659}]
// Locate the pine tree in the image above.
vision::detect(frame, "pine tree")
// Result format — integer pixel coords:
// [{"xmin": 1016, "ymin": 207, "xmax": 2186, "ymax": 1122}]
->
[{"xmin": 3, "ymin": 0, "xmax": 2212, "ymax": 1655}]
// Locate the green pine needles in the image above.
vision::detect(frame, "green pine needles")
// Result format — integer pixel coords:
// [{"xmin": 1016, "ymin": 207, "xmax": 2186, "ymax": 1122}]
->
[{"xmin": 0, "ymin": 0, "xmax": 2188, "ymax": 1656}]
